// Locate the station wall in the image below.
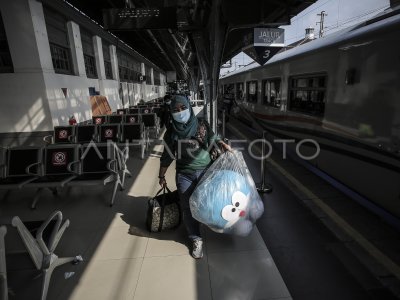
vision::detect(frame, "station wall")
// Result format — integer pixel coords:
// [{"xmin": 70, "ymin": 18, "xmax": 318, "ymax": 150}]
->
[{"xmin": 0, "ymin": 0, "xmax": 166, "ymax": 141}]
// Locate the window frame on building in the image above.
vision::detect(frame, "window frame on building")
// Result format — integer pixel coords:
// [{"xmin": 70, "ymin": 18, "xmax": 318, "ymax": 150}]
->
[
  {"xmin": 43, "ymin": 6, "xmax": 73, "ymax": 75},
  {"xmin": 145, "ymin": 65, "xmax": 152, "ymax": 84},
  {"xmin": 153, "ymin": 70, "xmax": 160, "ymax": 85},
  {"xmin": 118, "ymin": 50, "xmax": 141, "ymax": 83},
  {"xmin": 102, "ymin": 42, "xmax": 113, "ymax": 80},
  {"xmin": 81, "ymin": 29, "xmax": 97, "ymax": 79},
  {"xmin": 0, "ymin": 13, "xmax": 13, "ymax": 73}
]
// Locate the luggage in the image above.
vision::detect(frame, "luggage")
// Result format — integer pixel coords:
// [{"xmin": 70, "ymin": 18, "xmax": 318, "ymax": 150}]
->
[
  {"xmin": 146, "ymin": 187, "xmax": 181, "ymax": 232},
  {"xmin": 189, "ymin": 151, "xmax": 264, "ymax": 236}
]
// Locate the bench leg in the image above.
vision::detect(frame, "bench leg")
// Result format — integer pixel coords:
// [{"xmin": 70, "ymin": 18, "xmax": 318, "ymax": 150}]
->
[
  {"xmin": 11, "ymin": 217, "xmax": 43, "ymax": 270},
  {"xmin": 11, "ymin": 213, "xmax": 82, "ymax": 300},
  {"xmin": 0, "ymin": 274, "xmax": 6, "ymax": 300},
  {"xmin": 110, "ymin": 181, "xmax": 118, "ymax": 207},
  {"xmin": 109, "ymin": 176, "xmax": 123, "ymax": 207},
  {"xmin": 121, "ymin": 169, "xmax": 132, "ymax": 188},
  {"xmin": 31, "ymin": 188, "xmax": 43, "ymax": 210},
  {"xmin": 0, "ymin": 226, "xmax": 8, "ymax": 300},
  {"xmin": 40, "ymin": 255, "xmax": 77, "ymax": 300}
]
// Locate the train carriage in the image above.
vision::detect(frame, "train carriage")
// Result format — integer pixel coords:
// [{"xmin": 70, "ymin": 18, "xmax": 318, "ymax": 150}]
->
[{"xmin": 219, "ymin": 7, "xmax": 400, "ymax": 222}]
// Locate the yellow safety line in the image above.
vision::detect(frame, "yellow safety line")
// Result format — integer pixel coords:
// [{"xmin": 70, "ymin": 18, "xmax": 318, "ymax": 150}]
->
[{"xmin": 227, "ymin": 123, "xmax": 400, "ymax": 281}]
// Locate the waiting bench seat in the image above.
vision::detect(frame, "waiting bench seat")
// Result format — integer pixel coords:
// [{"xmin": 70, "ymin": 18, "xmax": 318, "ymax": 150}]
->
[
  {"xmin": 25, "ymin": 144, "xmax": 80, "ymax": 209},
  {"xmin": 0, "ymin": 143, "xmax": 127, "ymax": 209},
  {"xmin": 67, "ymin": 143, "xmax": 123, "ymax": 206},
  {"xmin": 1, "ymin": 211, "xmax": 81, "ymax": 300},
  {"xmin": 0, "ymin": 147, "xmax": 42, "ymax": 190}
]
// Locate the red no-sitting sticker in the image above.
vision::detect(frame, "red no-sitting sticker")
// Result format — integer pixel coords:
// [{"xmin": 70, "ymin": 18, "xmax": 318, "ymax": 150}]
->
[
  {"xmin": 59, "ymin": 130, "xmax": 67, "ymax": 139},
  {"xmin": 52, "ymin": 152, "xmax": 67, "ymax": 166},
  {"xmin": 105, "ymin": 129, "xmax": 113, "ymax": 138},
  {"xmin": 95, "ymin": 118, "xmax": 102, "ymax": 124}
]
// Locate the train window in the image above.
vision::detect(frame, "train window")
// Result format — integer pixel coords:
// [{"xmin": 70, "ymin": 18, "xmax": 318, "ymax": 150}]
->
[
  {"xmin": 289, "ymin": 74, "xmax": 326, "ymax": 116},
  {"xmin": 224, "ymin": 83, "xmax": 234, "ymax": 94},
  {"xmin": 0, "ymin": 13, "xmax": 13, "ymax": 73},
  {"xmin": 44, "ymin": 7, "xmax": 73, "ymax": 75},
  {"xmin": 246, "ymin": 81, "xmax": 258, "ymax": 103},
  {"xmin": 262, "ymin": 79, "xmax": 281, "ymax": 108},
  {"xmin": 236, "ymin": 82, "xmax": 244, "ymax": 101}
]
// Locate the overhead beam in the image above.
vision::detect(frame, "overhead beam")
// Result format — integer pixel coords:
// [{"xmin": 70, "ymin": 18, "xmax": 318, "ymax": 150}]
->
[{"xmin": 146, "ymin": 30, "xmax": 176, "ymax": 70}]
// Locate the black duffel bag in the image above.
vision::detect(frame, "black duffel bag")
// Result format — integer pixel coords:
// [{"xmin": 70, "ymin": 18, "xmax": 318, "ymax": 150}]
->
[{"xmin": 146, "ymin": 186, "xmax": 181, "ymax": 232}]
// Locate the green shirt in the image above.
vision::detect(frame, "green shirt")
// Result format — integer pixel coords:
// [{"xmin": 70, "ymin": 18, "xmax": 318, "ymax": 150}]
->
[{"xmin": 160, "ymin": 119, "xmax": 220, "ymax": 173}]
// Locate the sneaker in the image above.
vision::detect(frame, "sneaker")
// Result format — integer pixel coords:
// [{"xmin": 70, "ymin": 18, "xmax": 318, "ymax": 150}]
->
[{"xmin": 191, "ymin": 239, "xmax": 203, "ymax": 259}]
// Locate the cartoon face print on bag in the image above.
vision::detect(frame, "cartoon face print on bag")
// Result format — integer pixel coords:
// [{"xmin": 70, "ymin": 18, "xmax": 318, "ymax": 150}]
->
[
  {"xmin": 195, "ymin": 170, "xmax": 253, "ymax": 233},
  {"xmin": 221, "ymin": 191, "xmax": 250, "ymax": 228}
]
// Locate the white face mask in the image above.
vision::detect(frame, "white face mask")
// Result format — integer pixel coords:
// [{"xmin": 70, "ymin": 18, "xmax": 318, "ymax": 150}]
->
[
  {"xmin": 172, "ymin": 108, "xmax": 190, "ymax": 123},
  {"xmin": 165, "ymin": 101, "xmax": 171, "ymax": 105}
]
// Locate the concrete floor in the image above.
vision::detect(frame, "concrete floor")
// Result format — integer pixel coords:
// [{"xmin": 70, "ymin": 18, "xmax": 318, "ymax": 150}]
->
[{"xmin": 1, "ymin": 141, "xmax": 291, "ymax": 300}]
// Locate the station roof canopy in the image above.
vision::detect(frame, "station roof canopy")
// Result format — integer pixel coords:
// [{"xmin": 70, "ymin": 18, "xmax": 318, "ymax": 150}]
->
[{"xmin": 58, "ymin": 0, "xmax": 316, "ymax": 80}]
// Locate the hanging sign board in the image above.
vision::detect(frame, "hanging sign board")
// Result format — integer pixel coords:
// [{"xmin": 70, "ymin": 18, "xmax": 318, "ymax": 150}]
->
[
  {"xmin": 243, "ymin": 45, "xmax": 282, "ymax": 65},
  {"xmin": 254, "ymin": 28, "xmax": 284, "ymax": 46},
  {"xmin": 103, "ymin": 8, "xmax": 177, "ymax": 30},
  {"xmin": 241, "ymin": 28, "xmax": 284, "ymax": 65}
]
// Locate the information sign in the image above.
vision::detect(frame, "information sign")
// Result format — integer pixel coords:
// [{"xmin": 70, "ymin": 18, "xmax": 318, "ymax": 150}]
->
[{"xmin": 103, "ymin": 8, "xmax": 177, "ymax": 30}]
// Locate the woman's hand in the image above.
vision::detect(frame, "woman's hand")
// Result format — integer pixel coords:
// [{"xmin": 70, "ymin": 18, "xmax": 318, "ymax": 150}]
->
[
  {"xmin": 158, "ymin": 166, "xmax": 168, "ymax": 187},
  {"xmin": 159, "ymin": 176, "xmax": 167, "ymax": 187},
  {"xmin": 219, "ymin": 141, "xmax": 232, "ymax": 153}
]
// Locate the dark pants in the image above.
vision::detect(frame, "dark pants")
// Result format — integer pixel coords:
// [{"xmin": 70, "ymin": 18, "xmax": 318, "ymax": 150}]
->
[{"xmin": 176, "ymin": 169, "xmax": 207, "ymax": 241}]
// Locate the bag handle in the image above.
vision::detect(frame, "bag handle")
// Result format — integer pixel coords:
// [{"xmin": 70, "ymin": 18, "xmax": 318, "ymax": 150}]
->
[
  {"xmin": 154, "ymin": 185, "xmax": 172, "ymax": 197},
  {"xmin": 153, "ymin": 186, "xmax": 176, "ymax": 210}
]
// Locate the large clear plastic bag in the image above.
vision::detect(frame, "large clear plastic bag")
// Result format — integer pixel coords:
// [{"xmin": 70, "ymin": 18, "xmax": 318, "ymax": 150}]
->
[{"xmin": 189, "ymin": 151, "xmax": 264, "ymax": 236}]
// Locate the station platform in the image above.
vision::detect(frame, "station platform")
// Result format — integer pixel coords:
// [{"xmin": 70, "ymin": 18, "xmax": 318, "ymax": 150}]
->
[
  {"xmin": 0, "ymin": 128, "xmax": 289, "ymax": 300},
  {"xmin": 1, "ymin": 120, "xmax": 400, "ymax": 300}
]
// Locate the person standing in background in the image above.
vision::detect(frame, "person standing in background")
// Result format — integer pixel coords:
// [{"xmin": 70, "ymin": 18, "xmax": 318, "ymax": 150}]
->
[{"xmin": 161, "ymin": 94, "xmax": 172, "ymax": 128}]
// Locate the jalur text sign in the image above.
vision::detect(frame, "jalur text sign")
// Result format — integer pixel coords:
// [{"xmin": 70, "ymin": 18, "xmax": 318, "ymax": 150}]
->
[{"xmin": 243, "ymin": 28, "xmax": 284, "ymax": 65}]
